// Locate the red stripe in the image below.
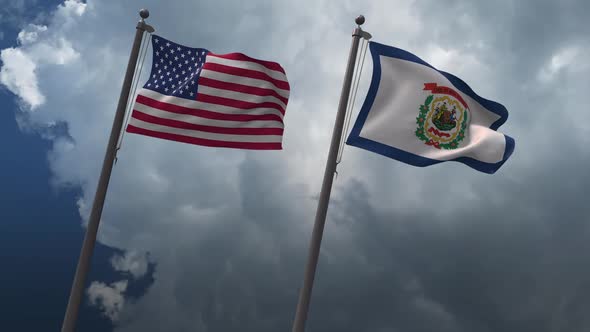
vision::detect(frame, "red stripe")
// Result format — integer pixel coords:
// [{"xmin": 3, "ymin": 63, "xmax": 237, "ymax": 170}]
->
[
  {"xmin": 207, "ymin": 52, "xmax": 286, "ymax": 74},
  {"xmin": 131, "ymin": 110, "xmax": 284, "ymax": 136},
  {"xmin": 198, "ymin": 77, "xmax": 289, "ymax": 105},
  {"xmin": 202, "ymin": 63, "xmax": 290, "ymax": 91},
  {"xmin": 196, "ymin": 93, "xmax": 285, "ymax": 115},
  {"xmin": 126, "ymin": 124, "xmax": 282, "ymax": 150},
  {"xmin": 136, "ymin": 94, "xmax": 284, "ymax": 123}
]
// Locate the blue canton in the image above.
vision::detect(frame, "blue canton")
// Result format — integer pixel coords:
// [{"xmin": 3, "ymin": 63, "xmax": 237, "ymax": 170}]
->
[{"xmin": 144, "ymin": 35, "xmax": 208, "ymax": 100}]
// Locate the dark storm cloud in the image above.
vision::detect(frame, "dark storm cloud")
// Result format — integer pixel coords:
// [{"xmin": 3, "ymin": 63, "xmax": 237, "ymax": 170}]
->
[
  {"xmin": 104, "ymin": 0, "xmax": 590, "ymax": 330},
  {"xmin": 300, "ymin": 131, "xmax": 590, "ymax": 332},
  {"xmin": 292, "ymin": 1, "xmax": 590, "ymax": 330},
  {"xmin": 411, "ymin": 0, "xmax": 590, "ymax": 71},
  {"xmin": 3, "ymin": 0, "xmax": 590, "ymax": 331}
]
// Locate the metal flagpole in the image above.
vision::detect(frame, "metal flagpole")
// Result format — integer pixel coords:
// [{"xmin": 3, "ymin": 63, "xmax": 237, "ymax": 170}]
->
[
  {"xmin": 292, "ymin": 16, "xmax": 371, "ymax": 332},
  {"xmin": 61, "ymin": 9, "xmax": 155, "ymax": 332}
]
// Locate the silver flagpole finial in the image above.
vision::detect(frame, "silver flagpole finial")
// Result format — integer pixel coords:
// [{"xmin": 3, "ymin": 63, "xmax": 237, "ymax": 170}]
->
[
  {"xmin": 355, "ymin": 15, "xmax": 365, "ymax": 26},
  {"xmin": 139, "ymin": 9, "xmax": 150, "ymax": 20},
  {"xmin": 138, "ymin": 9, "xmax": 155, "ymax": 33}
]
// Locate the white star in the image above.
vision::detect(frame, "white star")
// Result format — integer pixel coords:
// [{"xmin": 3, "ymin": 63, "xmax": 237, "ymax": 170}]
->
[
  {"xmin": 169, "ymin": 60, "xmax": 173, "ymax": 65},
  {"xmin": 178, "ymin": 63, "xmax": 182, "ymax": 68},
  {"xmin": 147, "ymin": 83, "xmax": 151, "ymax": 87},
  {"xmin": 178, "ymin": 80, "xmax": 182, "ymax": 85},
  {"xmin": 160, "ymin": 75, "xmax": 164, "ymax": 79},
  {"xmin": 166, "ymin": 42, "xmax": 170, "ymax": 47},
  {"xmin": 181, "ymin": 53, "xmax": 185, "ymax": 58},
  {"xmin": 155, "ymin": 84, "xmax": 159, "ymax": 88},
  {"xmin": 154, "ymin": 79, "xmax": 158, "ymax": 83},
  {"xmin": 190, "ymin": 92, "xmax": 194, "ymax": 96},
  {"xmin": 152, "ymin": 74, "xmax": 156, "ymax": 78},
  {"xmin": 160, "ymin": 46, "xmax": 164, "ymax": 50},
  {"xmin": 166, "ymin": 72, "xmax": 171, "ymax": 76},
  {"xmin": 155, "ymin": 63, "xmax": 159, "ymax": 68},
  {"xmin": 185, "ymin": 60, "xmax": 189, "ymax": 64},
  {"xmin": 191, "ymin": 81, "xmax": 195, "ymax": 85},
  {"xmin": 172, "ymin": 84, "xmax": 176, "ymax": 89},
  {"xmin": 165, "ymin": 53, "xmax": 169, "ymax": 58},
  {"xmin": 165, "ymin": 87, "xmax": 169, "ymax": 92},
  {"xmin": 175, "ymin": 74, "xmax": 179, "ymax": 78},
  {"xmin": 191, "ymin": 57, "xmax": 195, "ymax": 61},
  {"xmin": 182, "ymin": 70, "xmax": 186, "ymax": 75},
  {"xmin": 185, "ymin": 85, "xmax": 189, "ymax": 90},
  {"xmin": 170, "ymin": 49, "xmax": 175, "ymax": 54},
  {"xmin": 174, "ymin": 56, "xmax": 179, "ymax": 61},
  {"xmin": 155, "ymin": 51, "xmax": 159, "ymax": 56},
  {"xmin": 154, "ymin": 38, "xmax": 159, "ymax": 43},
  {"xmin": 160, "ymin": 59, "xmax": 164, "ymax": 63},
  {"xmin": 169, "ymin": 77, "xmax": 173, "ymax": 82},
  {"xmin": 172, "ymin": 68, "xmax": 177, "ymax": 72},
  {"xmin": 164, "ymin": 65, "xmax": 168, "ymax": 70},
  {"xmin": 177, "ymin": 46, "xmax": 181, "ymax": 51}
]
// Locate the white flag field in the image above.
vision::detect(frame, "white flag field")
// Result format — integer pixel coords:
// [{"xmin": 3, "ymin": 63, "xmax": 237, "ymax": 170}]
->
[{"xmin": 346, "ymin": 41, "xmax": 515, "ymax": 174}]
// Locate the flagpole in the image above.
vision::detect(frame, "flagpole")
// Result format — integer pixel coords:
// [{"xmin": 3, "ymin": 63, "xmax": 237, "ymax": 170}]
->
[
  {"xmin": 60, "ymin": 9, "xmax": 154, "ymax": 332},
  {"xmin": 292, "ymin": 15, "xmax": 370, "ymax": 332}
]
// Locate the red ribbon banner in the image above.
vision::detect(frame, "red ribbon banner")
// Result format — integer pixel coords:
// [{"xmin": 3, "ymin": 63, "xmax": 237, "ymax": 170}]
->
[
  {"xmin": 428, "ymin": 127, "xmax": 451, "ymax": 138},
  {"xmin": 425, "ymin": 139, "xmax": 441, "ymax": 149},
  {"xmin": 423, "ymin": 83, "xmax": 468, "ymax": 109}
]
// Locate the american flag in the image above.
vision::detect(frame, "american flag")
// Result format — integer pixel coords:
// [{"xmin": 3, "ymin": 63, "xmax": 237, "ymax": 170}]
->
[{"xmin": 126, "ymin": 35, "xmax": 290, "ymax": 150}]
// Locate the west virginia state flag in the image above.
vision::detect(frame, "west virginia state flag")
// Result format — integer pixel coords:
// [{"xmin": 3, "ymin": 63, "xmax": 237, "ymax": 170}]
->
[{"xmin": 346, "ymin": 42, "xmax": 515, "ymax": 174}]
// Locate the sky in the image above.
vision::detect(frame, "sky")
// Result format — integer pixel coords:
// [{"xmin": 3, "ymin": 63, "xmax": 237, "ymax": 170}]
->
[{"xmin": 1, "ymin": 0, "xmax": 589, "ymax": 331}]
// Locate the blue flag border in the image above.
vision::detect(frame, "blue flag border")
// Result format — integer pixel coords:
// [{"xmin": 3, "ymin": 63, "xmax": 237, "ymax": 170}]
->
[{"xmin": 346, "ymin": 41, "xmax": 515, "ymax": 174}]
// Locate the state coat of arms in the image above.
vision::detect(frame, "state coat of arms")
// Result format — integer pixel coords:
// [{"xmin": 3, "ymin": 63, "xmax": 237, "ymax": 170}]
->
[{"xmin": 415, "ymin": 83, "xmax": 469, "ymax": 150}]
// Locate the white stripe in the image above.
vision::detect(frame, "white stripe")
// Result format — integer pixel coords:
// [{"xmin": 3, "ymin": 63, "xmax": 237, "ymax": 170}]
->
[
  {"xmin": 128, "ymin": 117, "xmax": 283, "ymax": 143},
  {"xmin": 205, "ymin": 55, "xmax": 288, "ymax": 82},
  {"xmin": 133, "ymin": 102, "xmax": 284, "ymax": 129},
  {"xmin": 199, "ymin": 70, "xmax": 290, "ymax": 99},
  {"xmin": 137, "ymin": 89, "xmax": 285, "ymax": 120},
  {"xmin": 197, "ymin": 85, "xmax": 287, "ymax": 110}
]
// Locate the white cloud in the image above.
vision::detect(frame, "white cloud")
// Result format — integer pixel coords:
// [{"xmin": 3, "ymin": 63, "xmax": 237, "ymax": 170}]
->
[
  {"xmin": 59, "ymin": 0, "xmax": 86, "ymax": 17},
  {"xmin": 111, "ymin": 251, "xmax": 149, "ymax": 279},
  {"xmin": 0, "ymin": 47, "xmax": 44, "ymax": 108},
  {"xmin": 17, "ymin": 24, "xmax": 48, "ymax": 44},
  {"xmin": 537, "ymin": 46, "xmax": 583, "ymax": 83},
  {"xmin": 0, "ymin": 1, "xmax": 83, "ymax": 110},
  {"xmin": 87, "ymin": 280, "xmax": 128, "ymax": 321}
]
